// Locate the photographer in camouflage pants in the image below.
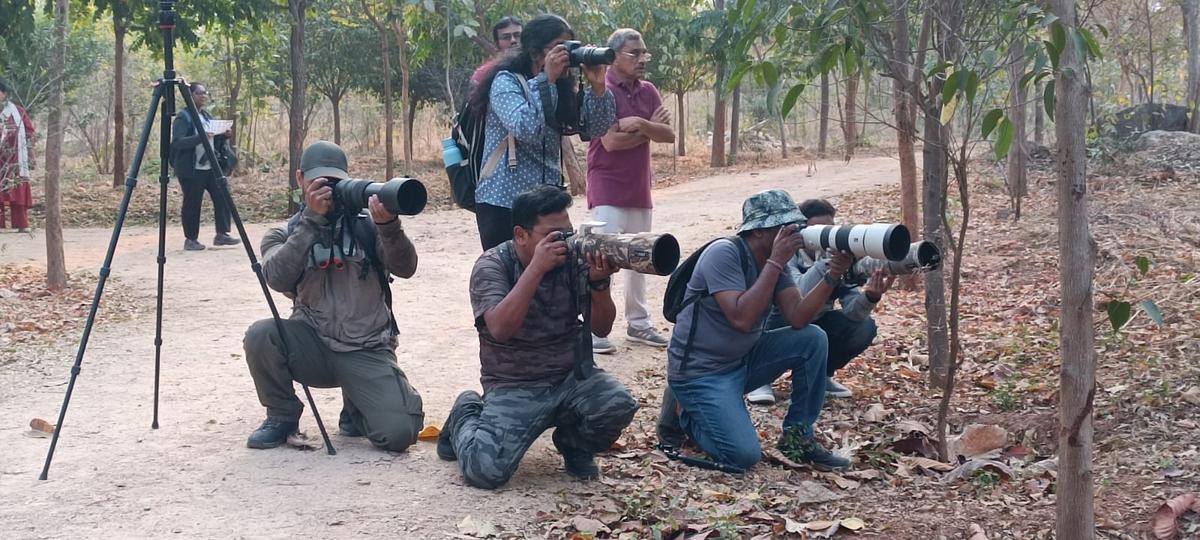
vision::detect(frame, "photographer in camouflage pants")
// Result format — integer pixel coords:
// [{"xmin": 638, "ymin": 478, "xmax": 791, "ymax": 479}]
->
[{"xmin": 438, "ymin": 185, "xmax": 639, "ymax": 489}]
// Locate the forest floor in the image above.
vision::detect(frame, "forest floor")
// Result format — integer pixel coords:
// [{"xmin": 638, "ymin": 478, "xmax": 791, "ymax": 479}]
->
[{"xmin": 0, "ymin": 152, "xmax": 1197, "ymax": 539}]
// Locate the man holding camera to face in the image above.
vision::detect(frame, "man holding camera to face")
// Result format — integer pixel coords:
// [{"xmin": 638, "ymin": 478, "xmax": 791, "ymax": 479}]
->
[
  {"xmin": 747, "ymin": 199, "xmax": 894, "ymax": 403},
  {"xmin": 242, "ymin": 141, "xmax": 425, "ymax": 453},
  {"xmin": 439, "ymin": 185, "xmax": 639, "ymax": 489},
  {"xmin": 657, "ymin": 189, "xmax": 852, "ymax": 472}
]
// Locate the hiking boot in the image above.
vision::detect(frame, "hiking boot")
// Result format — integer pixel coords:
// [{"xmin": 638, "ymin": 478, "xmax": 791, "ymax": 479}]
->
[
  {"xmin": 438, "ymin": 391, "xmax": 483, "ymax": 461},
  {"xmin": 553, "ymin": 430, "xmax": 600, "ymax": 480},
  {"xmin": 184, "ymin": 238, "xmax": 207, "ymax": 251},
  {"xmin": 825, "ymin": 377, "xmax": 853, "ymax": 398},
  {"xmin": 746, "ymin": 384, "xmax": 777, "ymax": 405},
  {"xmin": 213, "ymin": 233, "xmax": 241, "ymax": 246},
  {"xmin": 592, "ymin": 334, "xmax": 616, "ymax": 355},
  {"xmin": 627, "ymin": 326, "xmax": 669, "ymax": 348},
  {"xmin": 246, "ymin": 417, "xmax": 299, "ymax": 449},
  {"xmin": 338, "ymin": 408, "xmax": 364, "ymax": 438},
  {"xmin": 777, "ymin": 426, "xmax": 850, "ymax": 472}
]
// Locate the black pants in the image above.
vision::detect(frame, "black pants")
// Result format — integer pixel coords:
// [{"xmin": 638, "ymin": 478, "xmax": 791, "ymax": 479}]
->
[
  {"xmin": 475, "ymin": 203, "xmax": 513, "ymax": 251},
  {"xmin": 179, "ymin": 171, "xmax": 230, "ymax": 240}
]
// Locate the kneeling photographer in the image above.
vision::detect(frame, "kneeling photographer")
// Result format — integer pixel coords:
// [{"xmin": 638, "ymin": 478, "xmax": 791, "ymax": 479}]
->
[
  {"xmin": 748, "ymin": 199, "xmax": 895, "ymax": 404},
  {"xmin": 242, "ymin": 141, "xmax": 425, "ymax": 452},
  {"xmin": 469, "ymin": 13, "xmax": 617, "ymax": 251}
]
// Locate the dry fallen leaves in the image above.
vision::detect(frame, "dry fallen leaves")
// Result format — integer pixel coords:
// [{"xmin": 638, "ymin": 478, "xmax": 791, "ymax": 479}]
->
[
  {"xmin": 416, "ymin": 424, "xmax": 440, "ymax": 441},
  {"xmin": 1151, "ymin": 493, "xmax": 1200, "ymax": 540}
]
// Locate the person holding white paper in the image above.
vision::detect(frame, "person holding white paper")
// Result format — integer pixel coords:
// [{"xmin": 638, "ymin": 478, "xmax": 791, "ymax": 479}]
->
[{"xmin": 170, "ymin": 82, "xmax": 238, "ymax": 250}]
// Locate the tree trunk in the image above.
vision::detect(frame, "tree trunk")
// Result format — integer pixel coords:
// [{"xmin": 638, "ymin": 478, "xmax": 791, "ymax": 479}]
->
[
  {"xmin": 818, "ymin": 71, "xmax": 830, "ymax": 157},
  {"xmin": 406, "ymin": 96, "xmax": 417, "ymax": 170},
  {"xmin": 729, "ymin": 83, "xmax": 741, "ymax": 162},
  {"xmin": 842, "ymin": 69, "xmax": 859, "ymax": 162},
  {"xmin": 1034, "ymin": 83, "xmax": 1045, "ymax": 144},
  {"xmin": 363, "ymin": 2, "xmax": 395, "ymax": 180},
  {"xmin": 676, "ymin": 92, "xmax": 687, "ymax": 157},
  {"xmin": 1145, "ymin": 0, "xmax": 1155, "ymax": 106},
  {"xmin": 332, "ymin": 95, "xmax": 342, "ymax": 145},
  {"xmin": 1007, "ymin": 41, "xmax": 1028, "ymax": 219},
  {"xmin": 45, "ymin": 0, "xmax": 69, "ymax": 291},
  {"xmin": 1051, "ymin": 1, "xmax": 1096, "ymax": 537},
  {"xmin": 710, "ymin": 0, "xmax": 727, "ymax": 168},
  {"xmin": 287, "ymin": 0, "xmax": 308, "ymax": 214},
  {"xmin": 1185, "ymin": 0, "xmax": 1200, "ymax": 133},
  {"xmin": 893, "ymin": 0, "xmax": 920, "ymax": 250},
  {"xmin": 111, "ymin": 12, "xmax": 126, "ymax": 188},
  {"xmin": 393, "ymin": 17, "xmax": 413, "ymax": 169}
]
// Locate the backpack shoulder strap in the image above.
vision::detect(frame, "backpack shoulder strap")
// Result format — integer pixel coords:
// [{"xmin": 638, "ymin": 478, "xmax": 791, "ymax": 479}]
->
[{"xmin": 480, "ymin": 73, "xmax": 535, "ymax": 180}]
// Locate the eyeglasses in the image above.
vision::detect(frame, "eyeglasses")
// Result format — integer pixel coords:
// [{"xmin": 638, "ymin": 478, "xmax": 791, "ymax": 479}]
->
[
  {"xmin": 497, "ymin": 31, "xmax": 521, "ymax": 42},
  {"xmin": 193, "ymin": 90, "xmax": 209, "ymax": 96},
  {"xmin": 621, "ymin": 51, "xmax": 653, "ymax": 61}
]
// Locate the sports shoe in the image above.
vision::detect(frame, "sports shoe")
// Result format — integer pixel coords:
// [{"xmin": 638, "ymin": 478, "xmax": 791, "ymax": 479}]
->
[
  {"xmin": 592, "ymin": 335, "xmax": 616, "ymax": 354},
  {"xmin": 246, "ymin": 417, "xmax": 299, "ymax": 449},
  {"xmin": 825, "ymin": 377, "xmax": 853, "ymax": 398},
  {"xmin": 213, "ymin": 233, "xmax": 241, "ymax": 246},
  {"xmin": 746, "ymin": 384, "xmax": 777, "ymax": 405},
  {"xmin": 627, "ymin": 326, "xmax": 669, "ymax": 348},
  {"xmin": 777, "ymin": 426, "xmax": 850, "ymax": 471},
  {"xmin": 184, "ymin": 238, "xmax": 207, "ymax": 251},
  {"xmin": 438, "ymin": 391, "xmax": 483, "ymax": 461},
  {"xmin": 17, "ymin": 227, "xmax": 30, "ymax": 233},
  {"xmin": 553, "ymin": 430, "xmax": 600, "ymax": 480}
]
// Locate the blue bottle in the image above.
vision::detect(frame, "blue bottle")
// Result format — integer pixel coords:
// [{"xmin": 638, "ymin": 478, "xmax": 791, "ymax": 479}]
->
[{"xmin": 442, "ymin": 138, "xmax": 463, "ymax": 168}]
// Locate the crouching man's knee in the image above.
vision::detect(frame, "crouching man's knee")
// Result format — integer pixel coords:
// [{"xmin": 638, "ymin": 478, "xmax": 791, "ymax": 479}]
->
[
  {"xmin": 243, "ymin": 319, "xmax": 280, "ymax": 362},
  {"xmin": 723, "ymin": 441, "xmax": 763, "ymax": 471},
  {"xmin": 461, "ymin": 460, "xmax": 517, "ymax": 490},
  {"xmin": 368, "ymin": 413, "xmax": 423, "ymax": 453}
]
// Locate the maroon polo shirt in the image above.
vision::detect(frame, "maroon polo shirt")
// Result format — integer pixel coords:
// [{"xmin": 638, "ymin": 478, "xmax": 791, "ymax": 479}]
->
[{"xmin": 586, "ymin": 69, "xmax": 663, "ymax": 209}]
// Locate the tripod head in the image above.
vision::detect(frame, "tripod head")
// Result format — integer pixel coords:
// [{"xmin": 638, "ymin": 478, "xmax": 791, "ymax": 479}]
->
[{"xmin": 158, "ymin": 1, "xmax": 178, "ymax": 79}]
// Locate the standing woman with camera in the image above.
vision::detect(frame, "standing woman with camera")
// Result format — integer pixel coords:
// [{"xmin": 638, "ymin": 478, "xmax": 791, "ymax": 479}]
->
[{"xmin": 469, "ymin": 14, "xmax": 616, "ymax": 251}]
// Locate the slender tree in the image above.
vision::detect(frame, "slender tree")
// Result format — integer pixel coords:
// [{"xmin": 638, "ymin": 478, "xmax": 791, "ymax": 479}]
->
[
  {"xmin": 1006, "ymin": 39, "xmax": 1027, "ymax": 219},
  {"xmin": 45, "ymin": 0, "xmax": 69, "ymax": 290},
  {"xmin": 1185, "ymin": 0, "xmax": 1199, "ymax": 133},
  {"xmin": 1052, "ymin": 0, "xmax": 1096, "ymax": 535},
  {"xmin": 710, "ymin": 0, "xmax": 728, "ymax": 167},
  {"xmin": 287, "ymin": 0, "xmax": 308, "ymax": 213},
  {"xmin": 818, "ymin": 71, "xmax": 829, "ymax": 157}
]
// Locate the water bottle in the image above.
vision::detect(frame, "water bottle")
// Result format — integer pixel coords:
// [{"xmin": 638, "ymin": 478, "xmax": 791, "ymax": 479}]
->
[{"xmin": 442, "ymin": 138, "xmax": 463, "ymax": 168}]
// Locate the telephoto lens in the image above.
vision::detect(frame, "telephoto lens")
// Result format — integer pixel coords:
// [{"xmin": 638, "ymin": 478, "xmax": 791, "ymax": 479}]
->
[
  {"xmin": 563, "ymin": 40, "xmax": 616, "ymax": 67},
  {"xmin": 569, "ymin": 222, "xmax": 681, "ymax": 275},
  {"xmin": 799, "ymin": 223, "xmax": 911, "ymax": 261},
  {"xmin": 847, "ymin": 240, "xmax": 942, "ymax": 285},
  {"xmin": 330, "ymin": 177, "xmax": 427, "ymax": 216}
]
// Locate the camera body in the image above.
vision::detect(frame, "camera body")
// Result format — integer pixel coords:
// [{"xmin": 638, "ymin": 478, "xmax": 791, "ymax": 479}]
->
[
  {"xmin": 328, "ymin": 177, "xmax": 428, "ymax": 216},
  {"xmin": 562, "ymin": 40, "xmax": 616, "ymax": 67}
]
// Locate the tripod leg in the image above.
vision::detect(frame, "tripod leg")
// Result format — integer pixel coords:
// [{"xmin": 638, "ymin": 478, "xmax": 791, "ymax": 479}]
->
[
  {"xmin": 152, "ymin": 78, "xmax": 176, "ymax": 430},
  {"xmin": 40, "ymin": 84, "xmax": 166, "ymax": 480},
  {"xmin": 176, "ymin": 88, "xmax": 336, "ymax": 455}
]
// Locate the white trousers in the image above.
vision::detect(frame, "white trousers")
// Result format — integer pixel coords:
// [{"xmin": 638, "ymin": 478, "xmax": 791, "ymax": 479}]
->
[{"xmin": 589, "ymin": 205, "xmax": 654, "ymax": 330}]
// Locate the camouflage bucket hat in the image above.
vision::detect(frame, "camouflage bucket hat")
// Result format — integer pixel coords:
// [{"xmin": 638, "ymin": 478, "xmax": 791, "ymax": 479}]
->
[{"xmin": 737, "ymin": 189, "xmax": 806, "ymax": 233}]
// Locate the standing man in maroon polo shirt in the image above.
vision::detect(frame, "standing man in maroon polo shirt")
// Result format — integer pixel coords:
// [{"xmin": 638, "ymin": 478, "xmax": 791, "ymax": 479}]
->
[{"xmin": 586, "ymin": 28, "xmax": 676, "ymax": 353}]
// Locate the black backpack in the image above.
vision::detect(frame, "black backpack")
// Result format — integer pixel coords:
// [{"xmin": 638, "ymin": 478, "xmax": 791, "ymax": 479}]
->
[
  {"xmin": 446, "ymin": 102, "xmax": 485, "ymax": 212},
  {"xmin": 445, "ymin": 73, "xmax": 531, "ymax": 212},
  {"xmin": 662, "ymin": 236, "xmax": 746, "ymax": 323}
]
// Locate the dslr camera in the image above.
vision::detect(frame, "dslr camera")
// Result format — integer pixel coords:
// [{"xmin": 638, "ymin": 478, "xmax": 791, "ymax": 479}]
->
[
  {"xmin": 562, "ymin": 40, "xmax": 616, "ymax": 67},
  {"xmin": 328, "ymin": 177, "xmax": 428, "ymax": 216}
]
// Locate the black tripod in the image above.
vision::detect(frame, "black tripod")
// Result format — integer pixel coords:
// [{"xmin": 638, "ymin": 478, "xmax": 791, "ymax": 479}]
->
[{"xmin": 39, "ymin": 0, "xmax": 334, "ymax": 480}]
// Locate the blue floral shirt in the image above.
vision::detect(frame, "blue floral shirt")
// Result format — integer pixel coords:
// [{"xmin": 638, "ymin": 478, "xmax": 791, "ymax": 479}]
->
[{"xmin": 475, "ymin": 70, "xmax": 616, "ymax": 209}]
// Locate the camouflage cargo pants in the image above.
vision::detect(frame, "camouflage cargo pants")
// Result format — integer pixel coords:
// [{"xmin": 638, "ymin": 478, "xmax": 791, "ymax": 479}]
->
[{"xmin": 446, "ymin": 371, "xmax": 639, "ymax": 489}]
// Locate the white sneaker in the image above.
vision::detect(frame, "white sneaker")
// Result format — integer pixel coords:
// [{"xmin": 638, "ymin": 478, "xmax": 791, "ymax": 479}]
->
[
  {"xmin": 592, "ymin": 334, "xmax": 616, "ymax": 354},
  {"xmin": 627, "ymin": 326, "xmax": 669, "ymax": 348},
  {"xmin": 746, "ymin": 384, "xmax": 776, "ymax": 405}
]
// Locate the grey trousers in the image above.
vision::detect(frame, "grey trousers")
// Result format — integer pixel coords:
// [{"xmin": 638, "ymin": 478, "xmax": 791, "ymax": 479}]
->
[
  {"xmin": 243, "ymin": 318, "xmax": 424, "ymax": 452},
  {"xmin": 447, "ymin": 371, "xmax": 639, "ymax": 489}
]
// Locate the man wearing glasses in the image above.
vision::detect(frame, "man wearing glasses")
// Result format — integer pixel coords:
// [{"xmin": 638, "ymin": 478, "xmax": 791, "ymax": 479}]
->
[{"xmin": 585, "ymin": 28, "xmax": 675, "ymax": 353}]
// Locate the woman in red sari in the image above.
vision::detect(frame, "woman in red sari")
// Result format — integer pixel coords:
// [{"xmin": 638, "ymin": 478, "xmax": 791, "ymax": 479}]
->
[{"xmin": 0, "ymin": 79, "xmax": 36, "ymax": 233}]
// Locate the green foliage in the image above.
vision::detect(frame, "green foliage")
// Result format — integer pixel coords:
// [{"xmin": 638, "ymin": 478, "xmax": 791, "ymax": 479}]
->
[
  {"xmin": 991, "ymin": 381, "xmax": 1020, "ymax": 412},
  {"xmin": 1106, "ymin": 256, "xmax": 1165, "ymax": 333},
  {"xmin": 1, "ymin": 12, "xmax": 109, "ymax": 112}
]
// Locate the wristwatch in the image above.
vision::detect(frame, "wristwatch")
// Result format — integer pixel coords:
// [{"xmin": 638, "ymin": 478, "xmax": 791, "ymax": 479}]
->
[
  {"xmin": 821, "ymin": 270, "xmax": 839, "ymax": 288},
  {"xmin": 588, "ymin": 277, "xmax": 612, "ymax": 291}
]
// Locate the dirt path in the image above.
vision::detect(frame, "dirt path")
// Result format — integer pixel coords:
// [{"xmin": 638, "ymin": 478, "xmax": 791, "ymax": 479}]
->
[{"xmin": 0, "ymin": 156, "xmax": 901, "ymax": 538}]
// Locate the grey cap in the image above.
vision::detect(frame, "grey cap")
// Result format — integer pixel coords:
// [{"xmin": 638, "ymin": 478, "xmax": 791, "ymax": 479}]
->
[
  {"xmin": 300, "ymin": 140, "xmax": 350, "ymax": 181},
  {"xmin": 737, "ymin": 189, "xmax": 807, "ymax": 233}
]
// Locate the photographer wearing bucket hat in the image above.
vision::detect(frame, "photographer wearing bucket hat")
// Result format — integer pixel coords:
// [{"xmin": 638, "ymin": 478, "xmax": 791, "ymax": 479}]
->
[
  {"xmin": 656, "ymin": 189, "xmax": 853, "ymax": 471},
  {"xmin": 241, "ymin": 141, "xmax": 425, "ymax": 452}
]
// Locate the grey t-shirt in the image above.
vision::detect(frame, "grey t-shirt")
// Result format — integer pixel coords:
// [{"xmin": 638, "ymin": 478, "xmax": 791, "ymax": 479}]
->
[{"xmin": 666, "ymin": 237, "xmax": 795, "ymax": 382}]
